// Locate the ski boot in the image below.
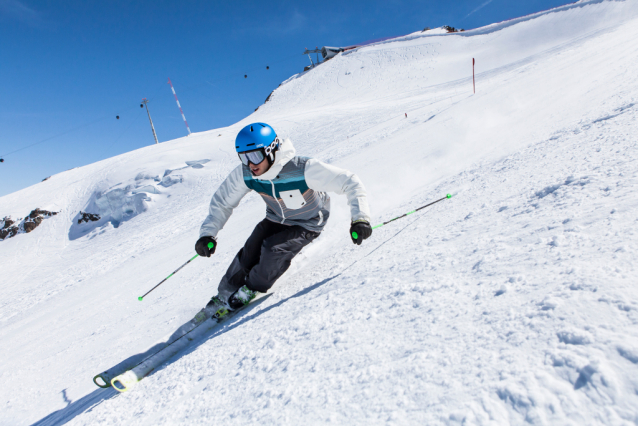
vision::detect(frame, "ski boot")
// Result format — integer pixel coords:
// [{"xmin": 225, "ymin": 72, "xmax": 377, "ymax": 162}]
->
[
  {"xmin": 228, "ymin": 285, "xmax": 257, "ymax": 310},
  {"xmin": 194, "ymin": 295, "xmax": 230, "ymax": 324}
]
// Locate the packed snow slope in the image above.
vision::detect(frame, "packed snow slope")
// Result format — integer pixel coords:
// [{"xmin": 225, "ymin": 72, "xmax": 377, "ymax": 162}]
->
[{"xmin": 2, "ymin": 1, "xmax": 638, "ymax": 424}]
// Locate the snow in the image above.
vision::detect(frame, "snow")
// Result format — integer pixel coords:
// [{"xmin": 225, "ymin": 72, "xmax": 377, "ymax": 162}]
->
[{"xmin": 2, "ymin": 0, "xmax": 638, "ymax": 424}]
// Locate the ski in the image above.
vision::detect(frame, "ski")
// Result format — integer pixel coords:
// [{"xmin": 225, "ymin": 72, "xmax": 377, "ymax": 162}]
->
[{"xmin": 93, "ymin": 293, "xmax": 270, "ymax": 392}]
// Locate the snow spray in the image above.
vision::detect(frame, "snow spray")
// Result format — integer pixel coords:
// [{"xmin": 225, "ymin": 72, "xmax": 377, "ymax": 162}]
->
[
  {"xmin": 143, "ymin": 193, "xmax": 450, "ymax": 299},
  {"xmin": 138, "ymin": 242, "xmax": 215, "ymax": 301},
  {"xmin": 352, "ymin": 194, "xmax": 452, "ymax": 240}
]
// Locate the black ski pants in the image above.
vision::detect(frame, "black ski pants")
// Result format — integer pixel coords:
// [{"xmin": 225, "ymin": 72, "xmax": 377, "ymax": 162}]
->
[{"xmin": 217, "ymin": 218, "xmax": 319, "ymax": 301}]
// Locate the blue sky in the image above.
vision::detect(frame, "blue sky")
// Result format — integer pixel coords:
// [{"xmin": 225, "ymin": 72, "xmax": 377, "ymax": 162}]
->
[{"xmin": 0, "ymin": 0, "xmax": 574, "ymax": 197}]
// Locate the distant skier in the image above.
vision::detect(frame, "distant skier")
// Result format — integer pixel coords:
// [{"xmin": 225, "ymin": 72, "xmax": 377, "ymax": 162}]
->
[{"xmin": 195, "ymin": 123, "xmax": 372, "ymax": 317}]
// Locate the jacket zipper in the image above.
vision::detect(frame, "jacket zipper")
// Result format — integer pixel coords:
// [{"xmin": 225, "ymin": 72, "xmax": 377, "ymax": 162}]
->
[{"xmin": 269, "ymin": 180, "xmax": 286, "ymax": 224}]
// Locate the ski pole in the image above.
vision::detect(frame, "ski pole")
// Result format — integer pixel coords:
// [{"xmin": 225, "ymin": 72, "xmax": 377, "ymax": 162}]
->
[
  {"xmin": 138, "ymin": 242, "xmax": 215, "ymax": 301},
  {"xmin": 352, "ymin": 194, "xmax": 452, "ymax": 240}
]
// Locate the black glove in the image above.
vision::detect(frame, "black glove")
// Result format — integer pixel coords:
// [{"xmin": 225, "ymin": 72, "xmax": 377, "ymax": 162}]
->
[
  {"xmin": 195, "ymin": 236, "xmax": 217, "ymax": 257},
  {"xmin": 350, "ymin": 220, "xmax": 372, "ymax": 245}
]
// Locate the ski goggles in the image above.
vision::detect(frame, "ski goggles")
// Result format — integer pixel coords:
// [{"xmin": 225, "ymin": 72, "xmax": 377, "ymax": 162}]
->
[{"xmin": 238, "ymin": 149, "xmax": 267, "ymax": 166}]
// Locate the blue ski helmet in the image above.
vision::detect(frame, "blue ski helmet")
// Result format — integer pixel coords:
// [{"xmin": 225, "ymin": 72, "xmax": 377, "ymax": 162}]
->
[
  {"xmin": 235, "ymin": 123, "xmax": 280, "ymax": 167},
  {"xmin": 235, "ymin": 123, "xmax": 277, "ymax": 152}
]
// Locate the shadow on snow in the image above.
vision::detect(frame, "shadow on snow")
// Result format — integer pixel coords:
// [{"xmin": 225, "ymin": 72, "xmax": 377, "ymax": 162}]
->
[
  {"xmin": 31, "ymin": 387, "xmax": 118, "ymax": 426},
  {"xmin": 30, "ymin": 274, "xmax": 341, "ymax": 426}
]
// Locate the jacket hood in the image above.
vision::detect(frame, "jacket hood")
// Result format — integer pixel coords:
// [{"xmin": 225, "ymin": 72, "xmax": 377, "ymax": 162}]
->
[{"xmin": 253, "ymin": 138, "xmax": 296, "ymax": 181}]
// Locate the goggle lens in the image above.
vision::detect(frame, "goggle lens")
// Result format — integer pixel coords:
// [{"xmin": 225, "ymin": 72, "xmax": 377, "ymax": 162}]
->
[{"xmin": 238, "ymin": 149, "xmax": 266, "ymax": 166}]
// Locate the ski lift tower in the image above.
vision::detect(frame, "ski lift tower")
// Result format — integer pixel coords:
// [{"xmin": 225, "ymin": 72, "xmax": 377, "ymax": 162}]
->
[
  {"xmin": 303, "ymin": 47, "xmax": 322, "ymax": 70},
  {"xmin": 141, "ymin": 98, "xmax": 159, "ymax": 145}
]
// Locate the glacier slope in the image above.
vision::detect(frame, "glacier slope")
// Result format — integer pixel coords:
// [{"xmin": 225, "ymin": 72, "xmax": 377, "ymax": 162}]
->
[{"xmin": 1, "ymin": 0, "xmax": 637, "ymax": 424}]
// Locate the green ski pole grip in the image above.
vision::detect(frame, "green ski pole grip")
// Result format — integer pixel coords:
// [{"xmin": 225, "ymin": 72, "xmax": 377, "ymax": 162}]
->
[
  {"xmin": 207, "ymin": 242, "xmax": 215, "ymax": 249},
  {"xmin": 352, "ymin": 231, "xmax": 359, "ymax": 240}
]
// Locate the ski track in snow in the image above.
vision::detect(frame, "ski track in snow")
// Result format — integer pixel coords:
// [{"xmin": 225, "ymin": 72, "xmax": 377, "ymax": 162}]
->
[{"xmin": 2, "ymin": 1, "xmax": 638, "ymax": 425}]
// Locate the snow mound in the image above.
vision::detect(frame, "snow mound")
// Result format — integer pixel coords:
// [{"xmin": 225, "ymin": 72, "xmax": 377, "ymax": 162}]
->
[{"xmin": 68, "ymin": 159, "xmax": 211, "ymax": 239}]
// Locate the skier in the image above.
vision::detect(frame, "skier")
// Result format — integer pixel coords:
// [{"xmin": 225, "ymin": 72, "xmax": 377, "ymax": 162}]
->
[{"xmin": 195, "ymin": 122, "xmax": 372, "ymax": 318}]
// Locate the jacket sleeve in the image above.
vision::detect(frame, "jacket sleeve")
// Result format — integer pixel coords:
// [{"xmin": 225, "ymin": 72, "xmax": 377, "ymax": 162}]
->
[
  {"xmin": 199, "ymin": 165, "xmax": 251, "ymax": 238},
  {"xmin": 304, "ymin": 159, "xmax": 371, "ymax": 223}
]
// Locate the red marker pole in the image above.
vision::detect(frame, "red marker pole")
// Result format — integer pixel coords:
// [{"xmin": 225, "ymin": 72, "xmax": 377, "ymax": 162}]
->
[
  {"xmin": 472, "ymin": 58, "xmax": 476, "ymax": 94},
  {"xmin": 168, "ymin": 78, "xmax": 192, "ymax": 136}
]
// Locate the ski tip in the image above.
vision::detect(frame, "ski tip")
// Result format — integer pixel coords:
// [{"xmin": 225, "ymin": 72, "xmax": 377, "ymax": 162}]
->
[{"xmin": 138, "ymin": 296, "xmax": 143, "ymax": 301}]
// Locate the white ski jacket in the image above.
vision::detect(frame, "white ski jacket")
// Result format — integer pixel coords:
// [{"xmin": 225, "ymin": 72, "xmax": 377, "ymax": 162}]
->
[{"xmin": 200, "ymin": 138, "xmax": 371, "ymax": 238}]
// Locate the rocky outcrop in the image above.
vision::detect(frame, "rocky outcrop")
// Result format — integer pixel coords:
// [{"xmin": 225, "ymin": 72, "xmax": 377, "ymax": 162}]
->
[
  {"xmin": 443, "ymin": 25, "xmax": 464, "ymax": 33},
  {"xmin": 78, "ymin": 211, "xmax": 100, "ymax": 224},
  {"xmin": 0, "ymin": 209, "xmax": 58, "ymax": 241},
  {"xmin": 1, "ymin": 217, "xmax": 18, "ymax": 240},
  {"xmin": 255, "ymin": 83, "xmax": 282, "ymax": 111}
]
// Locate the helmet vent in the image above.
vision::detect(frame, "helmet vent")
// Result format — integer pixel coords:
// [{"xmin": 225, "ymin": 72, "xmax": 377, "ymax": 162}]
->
[{"xmin": 250, "ymin": 126, "xmax": 254, "ymax": 132}]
